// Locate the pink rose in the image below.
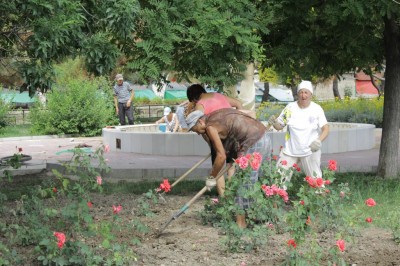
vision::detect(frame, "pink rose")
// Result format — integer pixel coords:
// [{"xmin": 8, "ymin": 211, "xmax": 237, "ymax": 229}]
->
[
  {"xmin": 159, "ymin": 179, "xmax": 171, "ymax": 192},
  {"xmin": 112, "ymin": 205, "xmax": 122, "ymax": 214},
  {"xmin": 250, "ymin": 158, "xmax": 261, "ymax": 170},
  {"xmin": 104, "ymin": 144, "xmax": 110, "ymax": 153},
  {"xmin": 54, "ymin": 232, "xmax": 66, "ymax": 249},
  {"xmin": 336, "ymin": 239, "xmax": 345, "ymax": 252},
  {"xmin": 365, "ymin": 198, "xmax": 376, "ymax": 207},
  {"xmin": 328, "ymin": 160, "xmax": 337, "ymax": 171},
  {"xmin": 96, "ymin": 176, "xmax": 102, "ymax": 185},
  {"xmin": 287, "ymin": 239, "xmax": 297, "ymax": 248},
  {"xmin": 235, "ymin": 156, "xmax": 249, "ymax": 169}
]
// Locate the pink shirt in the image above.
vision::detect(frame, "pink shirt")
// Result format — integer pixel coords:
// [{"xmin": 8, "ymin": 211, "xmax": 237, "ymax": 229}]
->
[{"xmin": 197, "ymin": 93, "xmax": 231, "ymax": 115}]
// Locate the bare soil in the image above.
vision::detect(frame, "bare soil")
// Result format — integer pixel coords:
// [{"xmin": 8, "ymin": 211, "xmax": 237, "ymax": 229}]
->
[{"xmin": 1, "ymin": 174, "xmax": 400, "ymax": 266}]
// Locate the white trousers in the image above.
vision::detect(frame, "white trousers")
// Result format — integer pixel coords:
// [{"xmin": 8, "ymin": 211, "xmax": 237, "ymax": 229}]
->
[{"xmin": 277, "ymin": 150, "xmax": 322, "ymax": 186}]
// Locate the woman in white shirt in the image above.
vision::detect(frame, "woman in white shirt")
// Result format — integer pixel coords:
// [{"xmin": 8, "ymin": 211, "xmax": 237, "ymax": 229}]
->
[
  {"xmin": 156, "ymin": 107, "xmax": 180, "ymax": 132},
  {"xmin": 268, "ymin": 80, "xmax": 330, "ymax": 190}
]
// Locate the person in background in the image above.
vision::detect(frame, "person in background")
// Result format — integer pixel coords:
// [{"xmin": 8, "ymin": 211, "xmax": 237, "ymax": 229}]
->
[
  {"xmin": 175, "ymin": 100, "xmax": 190, "ymax": 132},
  {"xmin": 268, "ymin": 80, "xmax": 329, "ymax": 190},
  {"xmin": 113, "ymin": 74, "xmax": 134, "ymax": 125},
  {"xmin": 156, "ymin": 107, "xmax": 180, "ymax": 132},
  {"xmin": 186, "ymin": 108, "xmax": 271, "ymax": 228}
]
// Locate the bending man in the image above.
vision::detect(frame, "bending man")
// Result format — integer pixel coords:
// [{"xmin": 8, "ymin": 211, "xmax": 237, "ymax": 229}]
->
[{"xmin": 186, "ymin": 108, "xmax": 271, "ymax": 228}]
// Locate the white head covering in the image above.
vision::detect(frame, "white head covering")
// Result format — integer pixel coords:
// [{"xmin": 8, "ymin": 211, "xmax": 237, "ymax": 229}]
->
[
  {"xmin": 297, "ymin": 80, "xmax": 313, "ymax": 94},
  {"xmin": 186, "ymin": 110, "xmax": 204, "ymax": 130},
  {"xmin": 115, "ymin": 74, "xmax": 123, "ymax": 81},
  {"xmin": 163, "ymin": 107, "xmax": 172, "ymax": 115}
]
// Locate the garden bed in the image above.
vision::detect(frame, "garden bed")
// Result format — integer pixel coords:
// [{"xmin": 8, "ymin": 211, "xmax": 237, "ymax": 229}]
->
[{"xmin": 1, "ymin": 173, "xmax": 399, "ymax": 265}]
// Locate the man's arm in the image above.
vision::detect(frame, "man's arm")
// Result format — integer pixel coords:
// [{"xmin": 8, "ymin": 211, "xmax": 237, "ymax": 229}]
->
[
  {"xmin": 114, "ymin": 96, "xmax": 119, "ymax": 114},
  {"xmin": 127, "ymin": 86, "xmax": 134, "ymax": 107},
  {"xmin": 206, "ymin": 126, "xmax": 226, "ymax": 178}
]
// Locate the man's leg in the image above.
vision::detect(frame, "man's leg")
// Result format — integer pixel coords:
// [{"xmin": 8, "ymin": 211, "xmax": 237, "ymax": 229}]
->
[
  {"xmin": 234, "ymin": 132, "xmax": 272, "ymax": 228},
  {"xmin": 118, "ymin": 102, "xmax": 126, "ymax": 125},
  {"xmin": 126, "ymin": 105, "xmax": 134, "ymax": 125}
]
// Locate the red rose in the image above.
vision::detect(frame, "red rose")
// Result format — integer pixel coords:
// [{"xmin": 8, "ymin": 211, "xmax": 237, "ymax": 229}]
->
[{"xmin": 365, "ymin": 198, "xmax": 376, "ymax": 207}]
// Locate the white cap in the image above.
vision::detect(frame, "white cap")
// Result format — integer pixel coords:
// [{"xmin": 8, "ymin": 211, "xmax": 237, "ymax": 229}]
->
[
  {"xmin": 297, "ymin": 80, "xmax": 313, "ymax": 94},
  {"xmin": 163, "ymin": 107, "xmax": 171, "ymax": 115},
  {"xmin": 115, "ymin": 74, "xmax": 123, "ymax": 81}
]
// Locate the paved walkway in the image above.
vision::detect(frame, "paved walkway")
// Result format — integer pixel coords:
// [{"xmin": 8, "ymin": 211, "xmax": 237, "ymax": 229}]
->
[{"xmin": 0, "ymin": 129, "xmax": 383, "ymax": 181}]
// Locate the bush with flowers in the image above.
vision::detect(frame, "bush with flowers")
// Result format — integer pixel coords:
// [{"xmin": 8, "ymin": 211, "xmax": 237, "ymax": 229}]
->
[
  {"xmin": 0, "ymin": 145, "xmax": 142, "ymax": 265},
  {"xmin": 199, "ymin": 151, "xmax": 364, "ymax": 264}
]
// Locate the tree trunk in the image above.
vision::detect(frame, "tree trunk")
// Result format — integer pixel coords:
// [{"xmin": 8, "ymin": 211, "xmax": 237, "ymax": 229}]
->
[
  {"xmin": 377, "ymin": 17, "xmax": 400, "ymax": 178},
  {"xmin": 332, "ymin": 76, "xmax": 341, "ymax": 99},
  {"xmin": 237, "ymin": 63, "xmax": 256, "ymax": 111},
  {"xmin": 290, "ymin": 80, "xmax": 297, "ymax": 101},
  {"xmin": 261, "ymin": 82, "xmax": 270, "ymax": 102}
]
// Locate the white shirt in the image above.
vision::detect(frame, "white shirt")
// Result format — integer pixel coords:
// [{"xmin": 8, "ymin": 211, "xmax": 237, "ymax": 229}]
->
[{"xmin": 277, "ymin": 102, "xmax": 328, "ymax": 157}]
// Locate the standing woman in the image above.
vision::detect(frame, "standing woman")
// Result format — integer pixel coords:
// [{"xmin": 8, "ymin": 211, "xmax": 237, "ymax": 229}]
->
[{"xmin": 268, "ymin": 80, "xmax": 329, "ymax": 190}]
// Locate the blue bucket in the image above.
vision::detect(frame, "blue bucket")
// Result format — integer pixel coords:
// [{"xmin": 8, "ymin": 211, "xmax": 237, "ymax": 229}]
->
[{"xmin": 158, "ymin": 123, "xmax": 167, "ymax": 132}]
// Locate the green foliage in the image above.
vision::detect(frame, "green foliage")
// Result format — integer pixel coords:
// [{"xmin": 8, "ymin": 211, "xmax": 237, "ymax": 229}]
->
[
  {"xmin": 130, "ymin": 0, "xmax": 262, "ymax": 86},
  {"xmin": 200, "ymin": 153, "xmax": 352, "ymax": 264},
  {"xmin": 260, "ymin": 1, "xmax": 391, "ymax": 81},
  {"xmin": 0, "ymin": 89, "xmax": 11, "ymax": 129},
  {"xmin": 319, "ymin": 97, "xmax": 384, "ymax": 127},
  {"xmin": 0, "ymin": 145, "xmax": 144, "ymax": 265},
  {"xmin": 0, "ymin": 124, "xmax": 35, "ymax": 138},
  {"xmin": 29, "ymin": 76, "xmax": 115, "ymax": 136}
]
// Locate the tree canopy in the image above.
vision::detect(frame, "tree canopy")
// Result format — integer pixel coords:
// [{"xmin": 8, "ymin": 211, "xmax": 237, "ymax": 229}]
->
[
  {"xmin": 260, "ymin": 0, "xmax": 400, "ymax": 178},
  {"xmin": 1, "ymin": 0, "xmax": 263, "ymax": 91}
]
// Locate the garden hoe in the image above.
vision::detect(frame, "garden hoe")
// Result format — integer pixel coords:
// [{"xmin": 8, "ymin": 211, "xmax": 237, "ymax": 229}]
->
[
  {"xmin": 158, "ymin": 153, "xmax": 211, "ymax": 203},
  {"xmin": 155, "ymin": 165, "xmax": 229, "ymax": 237}
]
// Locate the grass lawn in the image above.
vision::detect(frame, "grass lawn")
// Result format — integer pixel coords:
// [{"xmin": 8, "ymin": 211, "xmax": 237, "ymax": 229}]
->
[{"xmin": 0, "ymin": 124, "xmax": 37, "ymax": 138}]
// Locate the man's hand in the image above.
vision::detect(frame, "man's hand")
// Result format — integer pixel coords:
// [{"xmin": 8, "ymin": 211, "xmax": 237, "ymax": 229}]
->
[
  {"xmin": 205, "ymin": 176, "xmax": 217, "ymax": 191},
  {"xmin": 268, "ymin": 115, "xmax": 276, "ymax": 126},
  {"xmin": 309, "ymin": 139, "xmax": 321, "ymax": 152},
  {"xmin": 115, "ymin": 107, "xmax": 119, "ymax": 115},
  {"xmin": 127, "ymin": 100, "xmax": 131, "ymax": 107}
]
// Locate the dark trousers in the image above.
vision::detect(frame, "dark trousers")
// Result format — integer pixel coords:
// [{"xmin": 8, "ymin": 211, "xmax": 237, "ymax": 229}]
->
[{"xmin": 118, "ymin": 102, "xmax": 134, "ymax": 125}]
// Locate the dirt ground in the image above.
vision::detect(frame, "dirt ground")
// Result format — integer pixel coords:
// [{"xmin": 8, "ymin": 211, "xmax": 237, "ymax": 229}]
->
[
  {"xmin": 2, "ymin": 174, "xmax": 400, "ymax": 266},
  {"xmin": 113, "ymin": 194, "xmax": 400, "ymax": 266}
]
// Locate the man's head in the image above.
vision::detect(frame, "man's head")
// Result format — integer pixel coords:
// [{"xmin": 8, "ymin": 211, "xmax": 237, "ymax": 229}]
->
[
  {"xmin": 187, "ymin": 84, "xmax": 207, "ymax": 102},
  {"xmin": 115, "ymin": 74, "xmax": 124, "ymax": 85},
  {"xmin": 186, "ymin": 110, "xmax": 205, "ymax": 133}
]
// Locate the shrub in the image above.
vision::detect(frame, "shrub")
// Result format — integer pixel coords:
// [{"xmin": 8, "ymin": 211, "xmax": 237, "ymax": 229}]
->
[
  {"xmin": 0, "ymin": 89, "xmax": 11, "ymax": 129},
  {"xmin": 29, "ymin": 77, "xmax": 116, "ymax": 136}
]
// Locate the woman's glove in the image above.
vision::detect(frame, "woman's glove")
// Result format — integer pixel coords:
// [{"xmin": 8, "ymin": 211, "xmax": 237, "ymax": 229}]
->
[
  {"xmin": 205, "ymin": 176, "xmax": 217, "ymax": 191},
  {"xmin": 268, "ymin": 115, "xmax": 276, "ymax": 126},
  {"xmin": 309, "ymin": 139, "xmax": 321, "ymax": 152}
]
